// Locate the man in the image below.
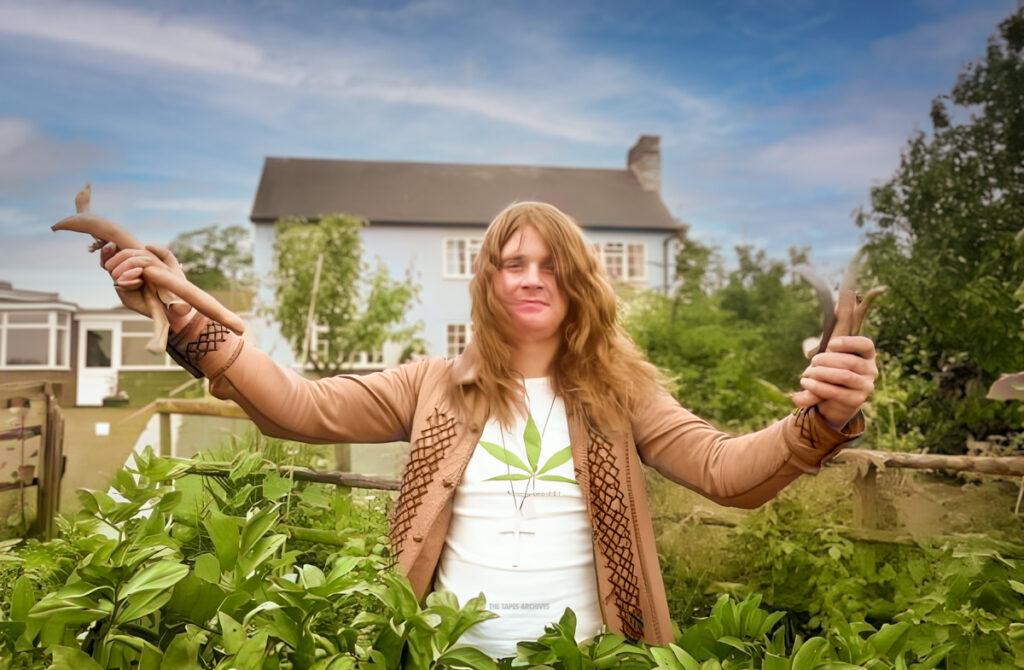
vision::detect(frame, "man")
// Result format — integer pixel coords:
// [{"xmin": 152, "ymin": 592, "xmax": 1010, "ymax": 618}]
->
[{"xmin": 101, "ymin": 201, "xmax": 874, "ymax": 658}]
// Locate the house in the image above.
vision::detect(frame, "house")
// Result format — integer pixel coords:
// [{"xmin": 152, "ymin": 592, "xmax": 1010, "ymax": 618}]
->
[
  {"xmin": 0, "ymin": 281, "xmax": 252, "ymax": 407},
  {"xmin": 248, "ymin": 135, "xmax": 683, "ymax": 370}
]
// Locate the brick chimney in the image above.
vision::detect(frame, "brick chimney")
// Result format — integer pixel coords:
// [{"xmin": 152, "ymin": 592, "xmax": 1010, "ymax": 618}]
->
[{"xmin": 627, "ymin": 135, "xmax": 661, "ymax": 192}]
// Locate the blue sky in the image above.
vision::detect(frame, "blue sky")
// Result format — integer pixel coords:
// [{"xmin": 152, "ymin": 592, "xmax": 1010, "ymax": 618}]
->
[{"xmin": 0, "ymin": 0, "xmax": 1015, "ymax": 308}]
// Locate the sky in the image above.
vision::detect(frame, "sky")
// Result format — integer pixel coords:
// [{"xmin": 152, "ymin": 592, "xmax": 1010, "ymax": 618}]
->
[{"xmin": 0, "ymin": 0, "xmax": 1016, "ymax": 308}]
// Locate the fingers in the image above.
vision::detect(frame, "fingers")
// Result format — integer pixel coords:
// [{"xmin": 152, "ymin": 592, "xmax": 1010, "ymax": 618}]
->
[
  {"xmin": 145, "ymin": 244, "xmax": 176, "ymax": 265},
  {"xmin": 110, "ymin": 254, "xmax": 161, "ymax": 280},
  {"xmin": 115, "ymin": 267, "xmax": 144, "ymax": 290},
  {"xmin": 104, "ymin": 247, "xmax": 151, "ymax": 273},
  {"xmin": 99, "ymin": 242, "xmax": 119, "ymax": 267},
  {"xmin": 809, "ymin": 351, "xmax": 878, "ymax": 378},
  {"xmin": 825, "ymin": 335, "xmax": 876, "ymax": 359},
  {"xmin": 802, "ymin": 365, "xmax": 874, "ymax": 393},
  {"xmin": 789, "ymin": 389, "xmax": 823, "ymax": 408},
  {"xmin": 798, "ymin": 376, "xmax": 866, "ymax": 407}
]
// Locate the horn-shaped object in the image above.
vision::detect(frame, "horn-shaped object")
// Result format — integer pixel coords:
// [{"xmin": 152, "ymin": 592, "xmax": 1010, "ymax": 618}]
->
[
  {"xmin": 795, "ymin": 248, "xmax": 887, "ymax": 359},
  {"xmin": 52, "ymin": 184, "xmax": 245, "ymax": 352}
]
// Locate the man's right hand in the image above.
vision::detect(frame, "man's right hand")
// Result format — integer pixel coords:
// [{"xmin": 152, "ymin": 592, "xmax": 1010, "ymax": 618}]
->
[{"xmin": 101, "ymin": 243, "xmax": 195, "ymax": 330}]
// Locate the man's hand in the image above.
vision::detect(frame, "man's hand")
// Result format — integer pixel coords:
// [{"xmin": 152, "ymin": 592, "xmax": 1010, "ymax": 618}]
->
[
  {"xmin": 791, "ymin": 335, "xmax": 877, "ymax": 431},
  {"xmin": 101, "ymin": 243, "xmax": 194, "ymax": 330}
]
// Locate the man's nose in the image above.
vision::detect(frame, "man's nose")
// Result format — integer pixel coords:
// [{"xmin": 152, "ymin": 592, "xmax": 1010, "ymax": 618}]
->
[{"xmin": 522, "ymin": 262, "xmax": 543, "ymax": 287}]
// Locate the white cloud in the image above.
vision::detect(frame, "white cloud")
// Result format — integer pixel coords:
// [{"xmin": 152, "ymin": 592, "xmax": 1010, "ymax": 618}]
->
[
  {"xmin": 0, "ymin": 0, "xmax": 723, "ymax": 146},
  {"xmin": 0, "ymin": 1, "xmax": 302, "ymax": 86},
  {"xmin": 135, "ymin": 197, "xmax": 251, "ymax": 216},
  {"xmin": 745, "ymin": 123, "xmax": 904, "ymax": 191},
  {"xmin": 0, "ymin": 117, "xmax": 104, "ymax": 196}
]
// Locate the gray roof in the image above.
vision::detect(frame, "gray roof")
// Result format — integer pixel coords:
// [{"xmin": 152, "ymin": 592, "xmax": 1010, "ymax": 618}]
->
[
  {"xmin": 0, "ymin": 281, "xmax": 77, "ymax": 307},
  {"xmin": 250, "ymin": 157, "xmax": 680, "ymax": 231}
]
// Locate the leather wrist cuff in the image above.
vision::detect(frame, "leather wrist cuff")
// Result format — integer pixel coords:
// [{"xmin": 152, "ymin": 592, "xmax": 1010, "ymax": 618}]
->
[{"xmin": 166, "ymin": 311, "xmax": 244, "ymax": 380}]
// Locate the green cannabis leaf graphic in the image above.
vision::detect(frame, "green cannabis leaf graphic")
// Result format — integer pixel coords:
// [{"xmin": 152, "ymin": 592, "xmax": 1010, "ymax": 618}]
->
[{"xmin": 482, "ymin": 413, "xmax": 577, "ymax": 487}]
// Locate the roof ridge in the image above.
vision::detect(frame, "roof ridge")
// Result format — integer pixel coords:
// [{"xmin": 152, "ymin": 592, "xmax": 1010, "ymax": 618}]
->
[{"xmin": 263, "ymin": 155, "xmax": 629, "ymax": 175}]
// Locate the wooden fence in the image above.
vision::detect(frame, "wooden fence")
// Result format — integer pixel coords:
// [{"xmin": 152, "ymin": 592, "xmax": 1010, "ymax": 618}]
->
[{"xmin": 0, "ymin": 381, "xmax": 65, "ymax": 539}]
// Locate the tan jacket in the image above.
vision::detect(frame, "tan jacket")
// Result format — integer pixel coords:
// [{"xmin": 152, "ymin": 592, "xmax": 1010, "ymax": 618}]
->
[{"xmin": 168, "ymin": 312, "xmax": 865, "ymax": 645}]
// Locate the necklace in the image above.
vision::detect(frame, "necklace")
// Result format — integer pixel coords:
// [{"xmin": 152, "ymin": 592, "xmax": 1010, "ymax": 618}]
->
[{"xmin": 498, "ymin": 378, "xmax": 557, "ymax": 514}]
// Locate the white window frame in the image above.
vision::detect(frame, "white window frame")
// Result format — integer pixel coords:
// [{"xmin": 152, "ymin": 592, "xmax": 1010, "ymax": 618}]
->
[
  {"xmin": 119, "ymin": 318, "xmax": 177, "ymax": 370},
  {"xmin": 443, "ymin": 237, "xmax": 483, "ymax": 279},
  {"xmin": 0, "ymin": 308, "xmax": 72, "ymax": 370},
  {"xmin": 447, "ymin": 322, "xmax": 472, "ymax": 357},
  {"xmin": 594, "ymin": 240, "xmax": 647, "ymax": 282},
  {"xmin": 309, "ymin": 324, "xmax": 384, "ymax": 371}
]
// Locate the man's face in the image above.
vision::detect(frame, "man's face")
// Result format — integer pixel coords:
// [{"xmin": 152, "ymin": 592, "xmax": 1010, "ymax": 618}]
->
[{"xmin": 493, "ymin": 225, "xmax": 568, "ymax": 343}]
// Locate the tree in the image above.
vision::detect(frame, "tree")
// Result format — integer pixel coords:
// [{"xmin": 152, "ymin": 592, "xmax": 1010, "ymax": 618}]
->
[
  {"xmin": 169, "ymin": 224, "xmax": 255, "ymax": 292},
  {"xmin": 857, "ymin": 7, "xmax": 1024, "ymax": 452},
  {"xmin": 627, "ymin": 241, "xmax": 819, "ymax": 431},
  {"xmin": 270, "ymin": 214, "xmax": 422, "ymax": 377}
]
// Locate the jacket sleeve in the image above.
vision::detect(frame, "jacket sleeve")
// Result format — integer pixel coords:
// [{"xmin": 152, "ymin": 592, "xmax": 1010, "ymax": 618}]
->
[
  {"xmin": 631, "ymin": 386, "xmax": 865, "ymax": 509},
  {"xmin": 166, "ymin": 311, "xmax": 427, "ymax": 444}
]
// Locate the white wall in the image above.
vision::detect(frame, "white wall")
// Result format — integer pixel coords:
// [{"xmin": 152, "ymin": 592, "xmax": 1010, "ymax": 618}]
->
[{"xmin": 250, "ymin": 223, "xmax": 679, "ymax": 367}]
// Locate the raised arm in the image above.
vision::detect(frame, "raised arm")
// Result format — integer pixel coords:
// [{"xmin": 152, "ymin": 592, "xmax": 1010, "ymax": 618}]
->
[
  {"xmin": 101, "ymin": 243, "xmax": 427, "ymax": 445},
  {"xmin": 632, "ymin": 388, "xmax": 865, "ymax": 509},
  {"xmin": 165, "ymin": 310, "xmax": 428, "ymax": 444}
]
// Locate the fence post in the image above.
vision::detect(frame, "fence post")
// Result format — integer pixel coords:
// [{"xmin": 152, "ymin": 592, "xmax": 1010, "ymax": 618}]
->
[
  {"xmin": 852, "ymin": 463, "xmax": 879, "ymax": 529},
  {"xmin": 159, "ymin": 412, "xmax": 172, "ymax": 457}
]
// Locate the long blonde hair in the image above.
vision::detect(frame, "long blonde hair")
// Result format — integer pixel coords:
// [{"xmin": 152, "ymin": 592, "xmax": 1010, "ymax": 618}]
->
[{"xmin": 457, "ymin": 201, "xmax": 670, "ymax": 432}]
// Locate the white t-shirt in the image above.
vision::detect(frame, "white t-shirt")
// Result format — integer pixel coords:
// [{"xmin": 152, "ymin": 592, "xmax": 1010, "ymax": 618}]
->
[{"xmin": 433, "ymin": 377, "xmax": 603, "ymax": 658}]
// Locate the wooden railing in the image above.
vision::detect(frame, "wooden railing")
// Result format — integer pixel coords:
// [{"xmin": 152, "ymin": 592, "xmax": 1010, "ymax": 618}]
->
[
  {"xmin": 0, "ymin": 381, "xmax": 65, "ymax": 540},
  {"xmin": 158, "ymin": 397, "xmax": 1022, "ymax": 547}
]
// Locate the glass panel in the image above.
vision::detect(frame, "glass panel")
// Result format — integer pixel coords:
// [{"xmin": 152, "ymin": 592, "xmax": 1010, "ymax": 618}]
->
[
  {"xmin": 55, "ymin": 329, "xmax": 66, "ymax": 366},
  {"xmin": 122, "ymin": 336, "xmax": 166, "ymax": 366},
  {"xmin": 445, "ymin": 239, "xmax": 464, "ymax": 276},
  {"xmin": 467, "ymin": 238, "xmax": 482, "ymax": 276},
  {"xmin": 628, "ymin": 243, "xmax": 645, "ymax": 279},
  {"xmin": 604, "ymin": 242, "xmax": 624, "ymax": 279},
  {"xmin": 8, "ymin": 311, "xmax": 49, "ymax": 324},
  {"xmin": 121, "ymin": 320, "xmax": 152, "ymax": 333},
  {"xmin": 447, "ymin": 324, "xmax": 467, "ymax": 356},
  {"xmin": 5, "ymin": 329, "xmax": 49, "ymax": 365},
  {"xmin": 85, "ymin": 330, "xmax": 113, "ymax": 368}
]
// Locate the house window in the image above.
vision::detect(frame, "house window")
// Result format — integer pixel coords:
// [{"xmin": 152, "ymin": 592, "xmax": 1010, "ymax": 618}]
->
[
  {"xmin": 120, "ymin": 319, "xmax": 175, "ymax": 368},
  {"xmin": 444, "ymin": 237, "xmax": 482, "ymax": 278},
  {"xmin": 594, "ymin": 241, "xmax": 646, "ymax": 282},
  {"xmin": 0, "ymin": 310, "xmax": 71, "ymax": 369},
  {"xmin": 310, "ymin": 324, "xmax": 383, "ymax": 370},
  {"xmin": 447, "ymin": 323, "xmax": 471, "ymax": 356}
]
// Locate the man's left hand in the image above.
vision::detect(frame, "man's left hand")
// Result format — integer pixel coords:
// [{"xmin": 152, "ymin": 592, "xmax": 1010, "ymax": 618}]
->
[{"xmin": 791, "ymin": 335, "xmax": 878, "ymax": 431}]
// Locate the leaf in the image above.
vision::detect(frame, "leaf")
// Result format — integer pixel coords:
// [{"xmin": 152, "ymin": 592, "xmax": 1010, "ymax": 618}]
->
[
  {"xmin": 118, "ymin": 560, "xmax": 189, "ymax": 599},
  {"xmin": 485, "ymin": 474, "xmax": 532, "ymax": 482},
  {"xmin": 116, "ymin": 588, "xmax": 175, "ymax": 624},
  {"xmin": 49, "ymin": 646, "xmax": 104, "ymax": 670},
  {"xmin": 218, "ymin": 611, "xmax": 245, "ymax": 654},
  {"xmin": 193, "ymin": 553, "xmax": 220, "ymax": 583},
  {"xmin": 436, "ymin": 646, "xmax": 499, "ymax": 669},
  {"xmin": 791, "ymin": 636, "xmax": 829, "ymax": 670},
  {"xmin": 523, "ymin": 414, "xmax": 542, "ymax": 470},
  {"xmin": 202, "ymin": 509, "xmax": 239, "ymax": 571},
  {"xmin": 10, "ymin": 576, "xmax": 34, "ymax": 622},
  {"xmin": 231, "ymin": 630, "xmax": 269, "ymax": 670},
  {"xmin": 479, "ymin": 441, "xmax": 531, "ymax": 473},
  {"xmin": 161, "ymin": 631, "xmax": 201, "ymax": 670},
  {"xmin": 1009, "ymin": 579, "xmax": 1024, "ymax": 595},
  {"xmin": 263, "ymin": 471, "xmax": 294, "ymax": 500},
  {"xmin": 536, "ymin": 445, "xmax": 573, "ymax": 476},
  {"xmin": 537, "ymin": 475, "xmax": 578, "ymax": 484}
]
